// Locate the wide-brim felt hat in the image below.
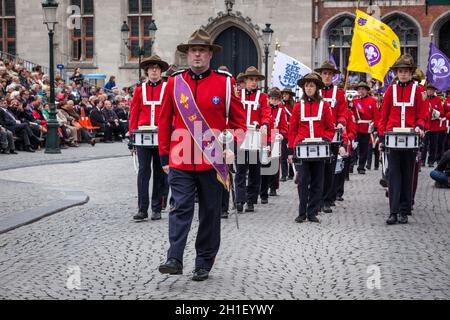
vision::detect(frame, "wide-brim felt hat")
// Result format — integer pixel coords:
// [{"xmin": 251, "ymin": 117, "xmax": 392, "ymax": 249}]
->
[
  {"xmin": 140, "ymin": 55, "xmax": 169, "ymax": 72},
  {"xmin": 177, "ymin": 29, "xmax": 222, "ymax": 54},
  {"xmin": 268, "ymin": 87, "xmax": 282, "ymax": 98},
  {"xmin": 236, "ymin": 73, "xmax": 245, "ymax": 82},
  {"xmin": 390, "ymin": 54, "xmax": 417, "ymax": 71},
  {"xmin": 314, "ymin": 60, "xmax": 341, "ymax": 74},
  {"xmin": 354, "ymin": 81, "xmax": 370, "ymax": 90},
  {"xmin": 281, "ymin": 88, "xmax": 295, "ymax": 96},
  {"xmin": 242, "ymin": 66, "xmax": 265, "ymax": 81},
  {"xmin": 297, "ymin": 72, "xmax": 324, "ymax": 89}
]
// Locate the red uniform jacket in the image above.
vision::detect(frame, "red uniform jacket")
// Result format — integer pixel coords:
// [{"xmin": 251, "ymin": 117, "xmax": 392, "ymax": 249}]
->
[
  {"xmin": 445, "ymin": 97, "xmax": 450, "ymax": 120},
  {"xmin": 288, "ymin": 98, "xmax": 335, "ymax": 149},
  {"xmin": 239, "ymin": 89, "xmax": 272, "ymax": 128},
  {"xmin": 158, "ymin": 69, "xmax": 247, "ymax": 171},
  {"xmin": 345, "ymin": 108, "xmax": 357, "ymax": 155},
  {"xmin": 283, "ymin": 101, "xmax": 295, "ymax": 123},
  {"xmin": 378, "ymin": 81, "xmax": 427, "ymax": 136},
  {"xmin": 129, "ymin": 80, "xmax": 166, "ymax": 136},
  {"xmin": 269, "ymin": 103, "xmax": 289, "ymax": 142},
  {"xmin": 320, "ymin": 85, "xmax": 348, "ymax": 126},
  {"xmin": 428, "ymin": 96, "xmax": 446, "ymax": 132},
  {"xmin": 352, "ymin": 95, "xmax": 380, "ymax": 134}
]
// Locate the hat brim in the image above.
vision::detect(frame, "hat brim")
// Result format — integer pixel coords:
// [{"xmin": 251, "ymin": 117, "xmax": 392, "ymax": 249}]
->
[
  {"xmin": 314, "ymin": 67, "xmax": 341, "ymax": 75},
  {"xmin": 140, "ymin": 60, "xmax": 170, "ymax": 73},
  {"xmin": 242, "ymin": 74, "xmax": 265, "ymax": 81},
  {"xmin": 281, "ymin": 90, "xmax": 295, "ymax": 96},
  {"xmin": 390, "ymin": 64, "xmax": 417, "ymax": 72},
  {"xmin": 297, "ymin": 77, "xmax": 324, "ymax": 89},
  {"xmin": 177, "ymin": 44, "xmax": 223, "ymax": 54},
  {"xmin": 355, "ymin": 84, "xmax": 370, "ymax": 90}
]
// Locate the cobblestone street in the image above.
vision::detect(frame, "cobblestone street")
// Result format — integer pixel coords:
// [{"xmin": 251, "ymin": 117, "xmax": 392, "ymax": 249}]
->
[{"xmin": 0, "ymin": 144, "xmax": 449, "ymax": 300}]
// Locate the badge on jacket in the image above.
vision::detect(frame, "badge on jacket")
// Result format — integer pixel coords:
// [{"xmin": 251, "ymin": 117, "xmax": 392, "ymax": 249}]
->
[{"xmin": 212, "ymin": 96, "xmax": 221, "ymax": 105}]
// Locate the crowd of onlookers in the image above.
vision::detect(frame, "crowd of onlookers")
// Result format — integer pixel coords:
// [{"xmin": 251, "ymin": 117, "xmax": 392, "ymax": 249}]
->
[{"xmin": 0, "ymin": 60, "xmax": 134, "ymax": 155}]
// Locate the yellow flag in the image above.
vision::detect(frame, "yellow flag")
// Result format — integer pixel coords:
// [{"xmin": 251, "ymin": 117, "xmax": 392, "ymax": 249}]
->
[{"xmin": 347, "ymin": 10, "xmax": 401, "ymax": 85}]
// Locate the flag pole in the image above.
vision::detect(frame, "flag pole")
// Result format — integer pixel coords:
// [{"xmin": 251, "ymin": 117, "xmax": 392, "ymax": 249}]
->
[{"xmin": 330, "ymin": 44, "xmax": 335, "ymax": 56}]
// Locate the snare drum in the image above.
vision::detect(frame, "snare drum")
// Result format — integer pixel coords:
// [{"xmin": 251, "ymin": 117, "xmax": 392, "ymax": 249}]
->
[
  {"xmin": 295, "ymin": 140, "xmax": 331, "ymax": 161},
  {"xmin": 132, "ymin": 128, "xmax": 158, "ymax": 148},
  {"xmin": 240, "ymin": 127, "xmax": 261, "ymax": 151},
  {"xmin": 385, "ymin": 131, "xmax": 419, "ymax": 150}
]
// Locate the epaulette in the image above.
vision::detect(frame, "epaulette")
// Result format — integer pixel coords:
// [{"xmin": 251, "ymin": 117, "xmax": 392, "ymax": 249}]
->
[
  {"xmin": 215, "ymin": 69, "xmax": 233, "ymax": 78},
  {"xmin": 170, "ymin": 69, "xmax": 187, "ymax": 77}
]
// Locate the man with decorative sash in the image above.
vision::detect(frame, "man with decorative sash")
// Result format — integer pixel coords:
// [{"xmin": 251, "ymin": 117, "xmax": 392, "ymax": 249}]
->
[
  {"xmin": 315, "ymin": 61, "xmax": 348, "ymax": 214},
  {"xmin": 129, "ymin": 55, "xmax": 170, "ymax": 221},
  {"xmin": 281, "ymin": 88, "xmax": 296, "ymax": 181},
  {"xmin": 235, "ymin": 66, "xmax": 272, "ymax": 213},
  {"xmin": 352, "ymin": 81, "xmax": 380, "ymax": 175},
  {"xmin": 378, "ymin": 54, "xmax": 427, "ymax": 225},
  {"xmin": 426, "ymin": 83, "xmax": 446, "ymax": 167},
  {"xmin": 260, "ymin": 87, "xmax": 288, "ymax": 203},
  {"xmin": 157, "ymin": 29, "xmax": 246, "ymax": 281}
]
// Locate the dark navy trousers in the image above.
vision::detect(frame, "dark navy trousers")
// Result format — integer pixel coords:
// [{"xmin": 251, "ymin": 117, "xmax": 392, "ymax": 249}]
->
[
  {"xmin": 167, "ymin": 169, "xmax": 223, "ymax": 270},
  {"xmin": 388, "ymin": 150, "xmax": 416, "ymax": 215}
]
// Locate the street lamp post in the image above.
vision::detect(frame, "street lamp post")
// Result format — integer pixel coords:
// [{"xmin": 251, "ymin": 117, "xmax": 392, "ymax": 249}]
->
[
  {"xmin": 262, "ymin": 23, "xmax": 274, "ymax": 93},
  {"xmin": 121, "ymin": 20, "xmax": 157, "ymax": 82},
  {"xmin": 42, "ymin": 0, "xmax": 60, "ymax": 154}
]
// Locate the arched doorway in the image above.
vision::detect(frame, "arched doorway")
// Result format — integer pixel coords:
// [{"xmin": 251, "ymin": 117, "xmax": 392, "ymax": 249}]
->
[
  {"xmin": 211, "ymin": 26, "xmax": 258, "ymax": 77},
  {"xmin": 438, "ymin": 19, "xmax": 450, "ymax": 58}
]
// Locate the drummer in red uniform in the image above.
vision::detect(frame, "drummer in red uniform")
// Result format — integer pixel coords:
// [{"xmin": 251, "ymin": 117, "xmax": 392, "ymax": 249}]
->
[
  {"xmin": 378, "ymin": 54, "xmax": 427, "ymax": 225},
  {"xmin": 288, "ymin": 73, "xmax": 335, "ymax": 223},
  {"xmin": 129, "ymin": 55, "xmax": 169, "ymax": 221},
  {"xmin": 352, "ymin": 81, "xmax": 380, "ymax": 174},
  {"xmin": 426, "ymin": 83, "xmax": 446, "ymax": 167}
]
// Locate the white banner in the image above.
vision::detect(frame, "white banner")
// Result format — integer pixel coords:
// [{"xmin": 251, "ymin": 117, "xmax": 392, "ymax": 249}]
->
[{"xmin": 271, "ymin": 51, "xmax": 311, "ymax": 90}]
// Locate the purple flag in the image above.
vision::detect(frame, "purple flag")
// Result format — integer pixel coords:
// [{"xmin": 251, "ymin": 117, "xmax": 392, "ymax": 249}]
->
[
  {"xmin": 379, "ymin": 70, "xmax": 395, "ymax": 93},
  {"xmin": 426, "ymin": 43, "xmax": 450, "ymax": 92},
  {"xmin": 329, "ymin": 52, "xmax": 342, "ymax": 85}
]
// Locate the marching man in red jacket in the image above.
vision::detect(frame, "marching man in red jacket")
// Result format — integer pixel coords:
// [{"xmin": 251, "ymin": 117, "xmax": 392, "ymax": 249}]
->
[
  {"xmin": 157, "ymin": 29, "xmax": 246, "ymax": 281},
  {"xmin": 352, "ymin": 81, "xmax": 380, "ymax": 174},
  {"xmin": 315, "ymin": 61, "xmax": 348, "ymax": 214},
  {"xmin": 288, "ymin": 73, "xmax": 335, "ymax": 224},
  {"xmin": 378, "ymin": 54, "xmax": 427, "ymax": 225},
  {"xmin": 426, "ymin": 83, "xmax": 446, "ymax": 167},
  {"xmin": 129, "ymin": 55, "xmax": 169, "ymax": 221},
  {"xmin": 234, "ymin": 66, "xmax": 272, "ymax": 213}
]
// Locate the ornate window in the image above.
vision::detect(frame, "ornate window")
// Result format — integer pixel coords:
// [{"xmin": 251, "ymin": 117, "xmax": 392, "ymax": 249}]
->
[
  {"xmin": 384, "ymin": 15, "xmax": 419, "ymax": 64},
  {"xmin": 70, "ymin": 0, "xmax": 94, "ymax": 61},
  {"xmin": 127, "ymin": 0, "xmax": 153, "ymax": 61},
  {"xmin": 328, "ymin": 16, "xmax": 354, "ymax": 74},
  {"xmin": 0, "ymin": 0, "xmax": 16, "ymax": 55}
]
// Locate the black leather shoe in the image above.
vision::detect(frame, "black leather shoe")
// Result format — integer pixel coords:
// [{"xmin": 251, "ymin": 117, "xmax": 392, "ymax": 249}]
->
[
  {"xmin": 287, "ymin": 176, "xmax": 294, "ymax": 180},
  {"xmin": 330, "ymin": 201, "xmax": 336, "ymax": 207},
  {"xmin": 245, "ymin": 202, "xmax": 254, "ymax": 212},
  {"xmin": 386, "ymin": 214, "xmax": 398, "ymax": 225},
  {"xmin": 336, "ymin": 196, "xmax": 344, "ymax": 202},
  {"xmin": 374, "ymin": 167, "xmax": 379, "ymax": 171},
  {"xmin": 322, "ymin": 205, "xmax": 332, "ymax": 213},
  {"xmin": 295, "ymin": 215, "xmax": 306, "ymax": 223},
  {"xmin": 398, "ymin": 214, "xmax": 408, "ymax": 224},
  {"xmin": 236, "ymin": 203, "xmax": 244, "ymax": 213},
  {"xmin": 192, "ymin": 268, "xmax": 209, "ymax": 281},
  {"xmin": 261, "ymin": 198, "xmax": 268, "ymax": 204},
  {"xmin": 25, "ymin": 146, "xmax": 35, "ymax": 153},
  {"xmin": 269, "ymin": 189, "xmax": 277, "ymax": 197},
  {"xmin": 358, "ymin": 169, "xmax": 366, "ymax": 174},
  {"xmin": 221, "ymin": 211, "xmax": 229, "ymax": 219},
  {"xmin": 133, "ymin": 211, "xmax": 148, "ymax": 221},
  {"xmin": 151, "ymin": 211, "xmax": 161, "ymax": 220},
  {"xmin": 308, "ymin": 216, "xmax": 320, "ymax": 223},
  {"xmin": 379, "ymin": 179, "xmax": 388, "ymax": 188},
  {"xmin": 366, "ymin": 166, "xmax": 371, "ymax": 170},
  {"xmin": 159, "ymin": 258, "xmax": 183, "ymax": 275},
  {"xmin": 280, "ymin": 177, "xmax": 287, "ymax": 182},
  {"xmin": 10, "ymin": 150, "xmax": 18, "ymax": 155}
]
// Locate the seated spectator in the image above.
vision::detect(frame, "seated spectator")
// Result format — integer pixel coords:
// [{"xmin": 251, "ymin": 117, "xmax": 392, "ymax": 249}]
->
[
  {"xmin": 89, "ymin": 99, "xmax": 113, "ymax": 143},
  {"xmin": 70, "ymin": 68, "xmax": 84, "ymax": 85},
  {"xmin": 102, "ymin": 100, "xmax": 124, "ymax": 141},
  {"xmin": 430, "ymin": 150, "xmax": 450, "ymax": 188},
  {"xmin": 0, "ymin": 124, "xmax": 16, "ymax": 154},
  {"xmin": 88, "ymin": 85, "xmax": 97, "ymax": 97},
  {"xmin": 104, "ymin": 76, "xmax": 116, "ymax": 92},
  {"xmin": 113, "ymin": 99, "xmax": 129, "ymax": 135},
  {"xmin": 31, "ymin": 100, "xmax": 47, "ymax": 135},
  {"xmin": 0, "ymin": 99, "xmax": 40, "ymax": 152},
  {"xmin": 62, "ymin": 100, "xmax": 96, "ymax": 146},
  {"xmin": 57, "ymin": 102, "xmax": 79, "ymax": 147}
]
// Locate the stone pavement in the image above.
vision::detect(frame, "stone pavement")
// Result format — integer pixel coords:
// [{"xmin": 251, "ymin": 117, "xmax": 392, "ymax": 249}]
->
[{"xmin": 0, "ymin": 147, "xmax": 449, "ymax": 299}]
